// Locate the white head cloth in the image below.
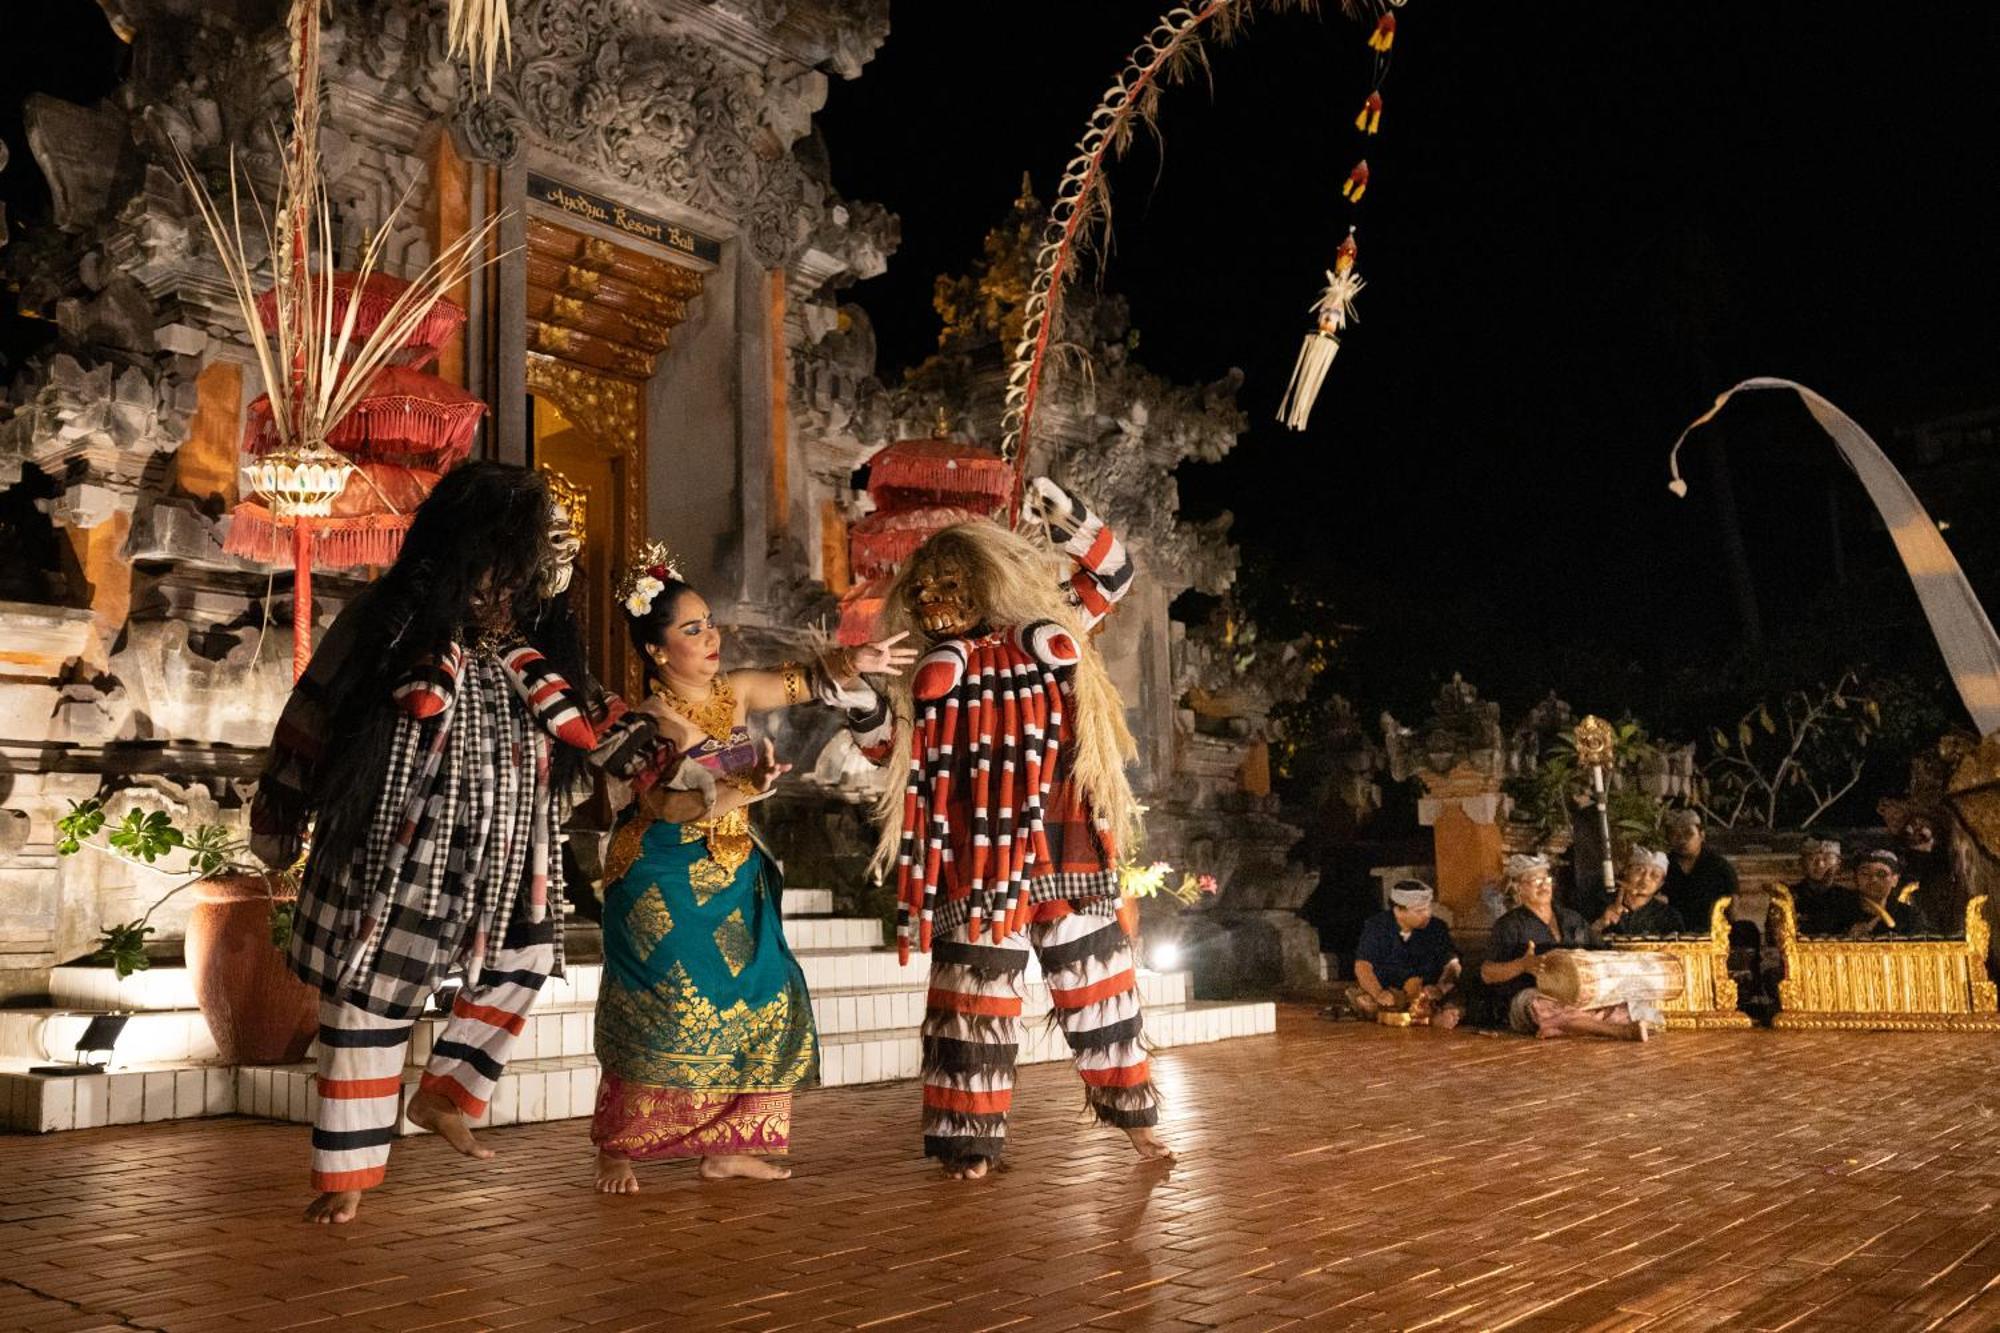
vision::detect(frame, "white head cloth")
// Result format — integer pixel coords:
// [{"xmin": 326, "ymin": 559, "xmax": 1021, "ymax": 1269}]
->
[
  {"xmin": 1388, "ymin": 879, "xmax": 1435, "ymax": 909},
  {"xmin": 1626, "ymin": 847, "xmax": 1669, "ymax": 873},
  {"xmin": 1502, "ymin": 853, "xmax": 1549, "ymax": 883}
]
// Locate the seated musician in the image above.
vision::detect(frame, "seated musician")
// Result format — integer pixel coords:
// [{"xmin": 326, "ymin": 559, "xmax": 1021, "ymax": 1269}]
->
[
  {"xmin": 1788, "ymin": 836, "xmax": 1851, "ymax": 936},
  {"xmin": 1662, "ymin": 808, "xmax": 1739, "ymax": 933},
  {"xmin": 1895, "ymin": 811, "xmax": 1958, "ymax": 927},
  {"xmin": 1834, "ymin": 848, "xmax": 1936, "ymax": 939},
  {"xmin": 1348, "ymin": 879, "xmax": 1462, "ymax": 1029},
  {"xmin": 1597, "ymin": 847, "xmax": 1687, "ymax": 937},
  {"xmin": 1481, "ymin": 854, "xmax": 1657, "ymax": 1042}
]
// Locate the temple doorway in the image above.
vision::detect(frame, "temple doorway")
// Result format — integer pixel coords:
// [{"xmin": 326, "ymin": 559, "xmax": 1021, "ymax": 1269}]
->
[{"xmin": 519, "ymin": 210, "xmax": 707, "ymax": 698}]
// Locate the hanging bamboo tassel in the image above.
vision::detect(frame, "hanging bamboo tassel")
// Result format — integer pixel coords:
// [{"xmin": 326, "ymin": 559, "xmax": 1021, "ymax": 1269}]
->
[
  {"xmin": 1369, "ymin": 13, "xmax": 1396, "ymax": 51},
  {"xmin": 1355, "ymin": 91, "xmax": 1383, "ymax": 135},
  {"xmin": 1342, "ymin": 160, "xmax": 1371, "ymax": 202},
  {"xmin": 1277, "ymin": 230, "xmax": 1365, "ymax": 432}
]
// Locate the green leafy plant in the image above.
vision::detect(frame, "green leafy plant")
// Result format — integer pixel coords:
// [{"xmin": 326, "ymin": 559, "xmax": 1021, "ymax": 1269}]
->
[
  {"xmin": 54, "ymin": 797, "xmax": 294, "ymax": 978},
  {"xmin": 1694, "ymin": 671, "xmax": 1878, "ymax": 829},
  {"xmin": 1504, "ymin": 754, "xmax": 1583, "ymax": 842}
]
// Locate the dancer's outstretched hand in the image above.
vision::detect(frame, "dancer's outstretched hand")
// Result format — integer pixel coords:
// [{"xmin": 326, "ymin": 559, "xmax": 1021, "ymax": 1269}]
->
[
  {"xmin": 745, "ymin": 737, "xmax": 791, "ymax": 794},
  {"xmin": 854, "ymin": 630, "xmax": 917, "ymax": 676}
]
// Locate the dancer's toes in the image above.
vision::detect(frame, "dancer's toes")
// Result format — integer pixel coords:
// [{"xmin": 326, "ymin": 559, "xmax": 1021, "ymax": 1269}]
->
[
  {"xmin": 942, "ymin": 1156, "xmax": 990, "ymax": 1181},
  {"xmin": 699, "ymin": 1154, "xmax": 792, "ymax": 1181},
  {"xmin": 407, "ymin": 1088, "xmax": 493, "ymax": 1160},
  {"xmin": 596, "ymin": 1153, "xmax": 641, "ymax": 1194},
  {"xmin": 1126, "ymin": 1127, "xmax": 1176, "ymax": 1164},
  {"xmin": 304, "ymin": 1190, "xmax": 362, "ymax": 1225}
]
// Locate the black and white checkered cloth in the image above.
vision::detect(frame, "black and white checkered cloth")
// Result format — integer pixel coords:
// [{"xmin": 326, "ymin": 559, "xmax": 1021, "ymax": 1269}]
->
[{"xmin": 289, "ymin": 654, "xmax": 568, "ymax": 1021}]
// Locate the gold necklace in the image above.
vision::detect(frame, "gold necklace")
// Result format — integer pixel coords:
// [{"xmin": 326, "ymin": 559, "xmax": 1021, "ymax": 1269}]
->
[{"xmin": 652, "ymin": 673, "xmax": 738, "ymax": 744}]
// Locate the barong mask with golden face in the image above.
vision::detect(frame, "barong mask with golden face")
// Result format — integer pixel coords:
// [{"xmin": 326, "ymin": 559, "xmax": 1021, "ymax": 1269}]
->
[{"xmin": 908, "ymin": 548, "xmax": 979, "ymax": 641}]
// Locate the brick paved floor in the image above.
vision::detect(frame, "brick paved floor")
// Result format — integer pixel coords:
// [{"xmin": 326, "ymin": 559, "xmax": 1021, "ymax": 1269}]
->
[{"xmin": 6, "ymin": 1008, "xmax": 2000, "ymax": 1332}]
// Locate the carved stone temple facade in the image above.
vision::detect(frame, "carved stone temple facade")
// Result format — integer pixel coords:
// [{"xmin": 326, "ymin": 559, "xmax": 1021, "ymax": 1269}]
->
[
  {"xmin": 0, "ymin": 3, "xmax": 1314, "ymax": 1002},
  {"xmin": 0, "ymin": 0, "xmax": 894, "ymax": 998}
]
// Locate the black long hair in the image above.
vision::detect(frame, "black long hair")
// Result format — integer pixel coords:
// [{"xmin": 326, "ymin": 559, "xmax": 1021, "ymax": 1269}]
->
[{"xmin": 308, "ymin": 462, "xmax": 592, "ymax": 859}]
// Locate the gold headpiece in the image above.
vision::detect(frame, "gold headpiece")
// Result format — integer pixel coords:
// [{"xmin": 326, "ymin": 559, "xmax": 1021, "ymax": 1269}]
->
[{"xmin": 616, "ymin": 540, "xmax": 686, "ymax": 618}]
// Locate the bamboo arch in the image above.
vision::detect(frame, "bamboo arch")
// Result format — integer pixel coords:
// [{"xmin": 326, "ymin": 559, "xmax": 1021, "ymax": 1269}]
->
[{"xmin": 998, "ymin": 1, "xmax": 1390, "ymax": 514}]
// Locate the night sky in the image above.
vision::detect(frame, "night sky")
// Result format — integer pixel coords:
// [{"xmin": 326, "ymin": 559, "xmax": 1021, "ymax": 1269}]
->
[
  {"xmin": 6, "ymin": 3, "xmax": 2000, "ymax": 735},
  {"xmin": 824, "ymin": 3, "xmax": 2000, "ymax": 729}
]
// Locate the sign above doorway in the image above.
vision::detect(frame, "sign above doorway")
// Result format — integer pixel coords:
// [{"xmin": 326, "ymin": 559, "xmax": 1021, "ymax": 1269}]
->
[{"xmin": 528, "ymin": 173, "xmax": 723, "ymax": 265}]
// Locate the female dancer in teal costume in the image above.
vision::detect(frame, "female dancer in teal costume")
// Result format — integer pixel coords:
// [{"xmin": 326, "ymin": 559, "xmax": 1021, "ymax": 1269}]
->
[{"xmin": 593, "ymin": 543, "xmax": 914, "ymax": 1191}]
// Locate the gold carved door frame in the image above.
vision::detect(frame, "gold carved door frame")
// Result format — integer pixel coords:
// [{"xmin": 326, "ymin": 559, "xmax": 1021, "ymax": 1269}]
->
[{"xmin": 529, "ymin": 353, "xmax": 644, "ymax": 700}]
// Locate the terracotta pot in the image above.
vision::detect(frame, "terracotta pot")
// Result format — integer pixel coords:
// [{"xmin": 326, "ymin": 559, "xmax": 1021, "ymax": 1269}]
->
[{"xmin": 184, "ymin": 875, "xmax": 318, "ymax": 1065}]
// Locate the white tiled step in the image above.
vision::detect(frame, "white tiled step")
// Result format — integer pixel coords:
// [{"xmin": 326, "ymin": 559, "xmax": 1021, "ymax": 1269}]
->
[
  {"xmin": 247, "ymin": 1057, "xmax": 604, "ymax": 1133},
  {"xmin": 45, "ymin": 907, "xmax": 875, "ymax": 1012},
  {"xmin": 0, "ymin": 1008, "xmax": 218, "ymax": 1066},
  {"xmin": 49, "ymin": 965, "xmax": 199, "ymax": 1012},
  {"xmin": 395, "ymin": 969, "xmax": 1193, "ymax": 1065},
  {"xmin": 809, "ymin": 970, "xmax": 1191, "ymax": 1038},
  {"xmin": 782, "ymin": 916, "xmax": 883, "ymax": 950},
  {"xmin": 784, "ymin": 888, "xmax": 836, "ymax": 915},
  {"xmin": 1, "ymin": 1064, "xmax": 237, "ymax": 1133},
  {"xmin": 245, "ymin": 998, "xmax": 1275, "ymax": 1133},
  {"xmin": 3, "ymin": 993, "xmax": 1273, "ymax": 1134},
  {"xmin": 793, "ymin": 948, "xmax": 911, "ymax": 991}
]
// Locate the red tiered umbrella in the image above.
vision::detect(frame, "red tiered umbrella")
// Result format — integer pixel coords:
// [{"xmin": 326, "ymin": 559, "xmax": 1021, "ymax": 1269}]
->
[
  {"xmin": 253, "ymin": 272, "xmax": 466, "ymax": 367},
  {"xmin": 240, "ymin": 364, "xmax": 486, "ymax": 468},
  {"xmin": 836, "ymin": 437, "xmax": 1007, "ymax": 645},
  {"xmin": 864, "ymin": 436, "xmax": 1013, "ymax": 513},
  {"xmin": 225, "ymin": 285, "xmax": 479, "ymax": 674}
]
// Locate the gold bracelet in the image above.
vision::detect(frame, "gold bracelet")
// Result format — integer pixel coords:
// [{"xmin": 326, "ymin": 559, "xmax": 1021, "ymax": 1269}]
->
[{"xmin": 777, "ymin": 662, "xmax": 807, "ymax": 706}]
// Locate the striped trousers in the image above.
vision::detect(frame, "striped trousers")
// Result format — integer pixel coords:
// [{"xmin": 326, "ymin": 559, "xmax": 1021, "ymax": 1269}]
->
[
  {"xmin": 310, "ymin": 940, "xmax": 553, "ymax": 1192},
  {"xmin": 921, "ymin": 911, "xmax": 1158, "ymax": 1165}
]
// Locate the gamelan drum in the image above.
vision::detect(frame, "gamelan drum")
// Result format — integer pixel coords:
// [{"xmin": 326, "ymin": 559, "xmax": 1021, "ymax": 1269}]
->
[{"xmin": 1534, "ymin": 949, "xmax": 1684, "ymax": 1009}]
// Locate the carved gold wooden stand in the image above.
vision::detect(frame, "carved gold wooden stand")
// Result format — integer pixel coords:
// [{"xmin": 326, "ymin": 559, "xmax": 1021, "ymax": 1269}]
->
[
  {"xmin": 1607, "ymin": 899, "xmax": 1754, "ymax": 1029},
  {"xmin": 1769, "ymin": 888, "xmax": 2000, "ymax": 1031}
]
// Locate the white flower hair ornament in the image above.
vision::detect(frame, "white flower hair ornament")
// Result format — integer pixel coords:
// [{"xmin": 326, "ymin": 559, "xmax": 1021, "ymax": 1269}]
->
[{"xmin": 615, "ymin": 540, "xmax": 686, "ymax": 619}]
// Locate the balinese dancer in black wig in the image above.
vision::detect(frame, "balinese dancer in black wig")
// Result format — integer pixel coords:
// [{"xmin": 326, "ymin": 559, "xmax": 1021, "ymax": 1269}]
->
[{"xmin": 251, "ymin": 463, "xmax": 677, "ymax": 1225}]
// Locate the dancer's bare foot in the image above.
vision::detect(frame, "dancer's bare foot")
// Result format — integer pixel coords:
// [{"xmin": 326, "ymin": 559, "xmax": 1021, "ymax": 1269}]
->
[
  {"xmin": 596, "ymin": 1152, "xmax": 640, "ymax": 1194},
  {"xmin": 1126, "ymin": 1127, "xmax": 1176, "ymax": 1164},
  {"xmin": 942, "ymin": 1156, "xmax": 991, "ymax": 1181},
  {"xmin": 698, "ymin": 1154, "xmax": 792, "ymax": 1181},
  {"xmin": 303, "ymin": 1190, "xmax": 362, "ymax": 1225},
  {"xmin": 1432, "ymin": 1007, "xmax": 1462, "ymax": 1031},
  {"xmin": 406, "ymin": 1088, "xmax": 493, "ymax": 1160}
]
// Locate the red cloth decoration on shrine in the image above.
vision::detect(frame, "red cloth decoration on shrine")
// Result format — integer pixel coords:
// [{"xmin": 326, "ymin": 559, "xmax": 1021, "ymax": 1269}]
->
[
  {"xmin": 253, "ymin": 272, "xmax": 466, "ymax": 367},
  {"xmin": 241, "ymin": 364, "xmax": 487, "ymax": 468},
  {"xmin": 849, "ymin": 505, "xmax": 986, "ymax": 581},
  {"xmin": 863, "ymin": 437, "xmax": 1012, "ymax": 513}
]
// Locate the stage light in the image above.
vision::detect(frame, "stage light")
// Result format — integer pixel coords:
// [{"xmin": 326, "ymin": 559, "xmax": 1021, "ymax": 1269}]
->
[{"xmin": 1152, "ymin": 940, "xmax": 1182, "ymax": 970}]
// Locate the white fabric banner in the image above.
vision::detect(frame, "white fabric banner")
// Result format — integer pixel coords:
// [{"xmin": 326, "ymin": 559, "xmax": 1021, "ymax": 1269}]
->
[{"xmin": 1668, "ymin": 377, "xmax": 2000, "ymax": 738}]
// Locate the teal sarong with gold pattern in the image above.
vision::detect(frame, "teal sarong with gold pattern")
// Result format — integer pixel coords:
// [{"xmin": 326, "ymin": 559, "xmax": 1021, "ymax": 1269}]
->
[{"xmin": 591, "ymin": 804, "xmax": 817, "ymax": 1159}]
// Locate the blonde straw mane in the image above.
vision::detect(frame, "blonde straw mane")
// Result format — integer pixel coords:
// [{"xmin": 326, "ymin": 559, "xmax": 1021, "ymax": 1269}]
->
[{"xmin": 868, "ymin": 520, "xmax": 1140, "ymax": 883}]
